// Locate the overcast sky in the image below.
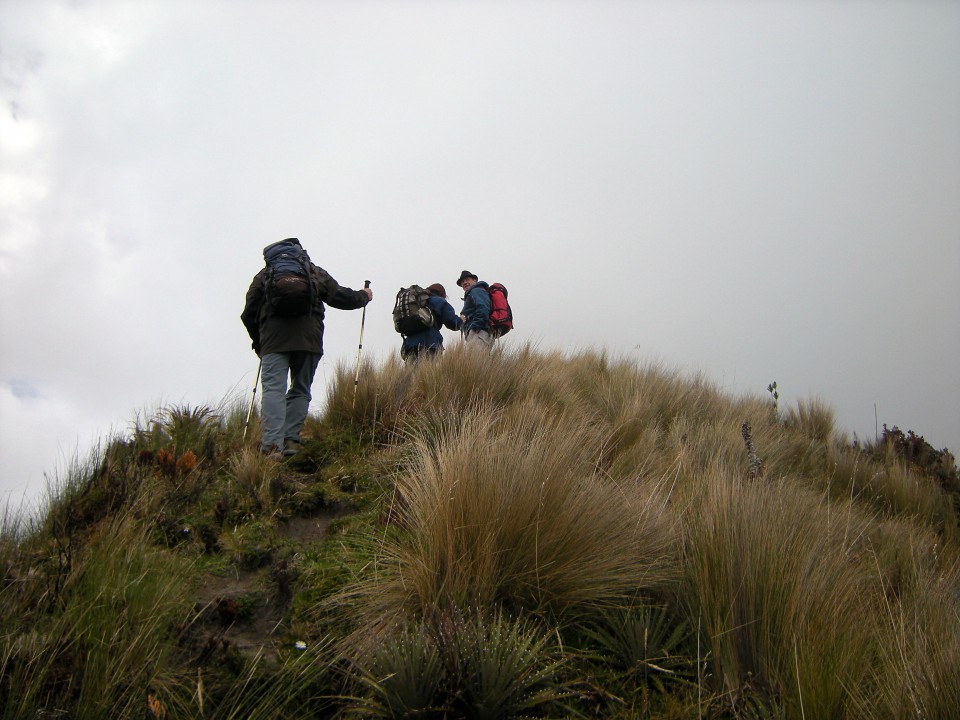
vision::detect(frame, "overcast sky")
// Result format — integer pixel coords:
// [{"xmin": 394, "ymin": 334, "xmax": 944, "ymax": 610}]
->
[{"xmin": 2, "ymin": 0, "xmax": 958, "ymax": 510}]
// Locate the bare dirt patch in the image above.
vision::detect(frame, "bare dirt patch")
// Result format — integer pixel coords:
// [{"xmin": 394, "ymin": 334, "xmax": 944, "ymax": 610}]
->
[
  {"xmin": 277, "ymin": 514, "xmax": 337, "ymax": 545},
  {"xmin": 189, "ymin": 506, "xmax": 350, "ymax": 665}
]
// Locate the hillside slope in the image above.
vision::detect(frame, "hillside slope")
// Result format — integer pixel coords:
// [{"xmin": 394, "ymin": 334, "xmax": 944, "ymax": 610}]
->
[{"xmin": 2, "ymin": 346, "xmax": 958, "ymax": 719}]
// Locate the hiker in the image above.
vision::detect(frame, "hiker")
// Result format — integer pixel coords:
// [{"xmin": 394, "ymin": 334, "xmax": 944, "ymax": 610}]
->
[
  {"xmin": 400, "ymin": 283, "xmax": 462, "ymax": 363},
  {"xmin": 241, "ymin": 238, "xmax": 372, "ymax": 458},
  {"xmin": 456, "ymin": 270, "xmax": 493, "ymax": 348}
]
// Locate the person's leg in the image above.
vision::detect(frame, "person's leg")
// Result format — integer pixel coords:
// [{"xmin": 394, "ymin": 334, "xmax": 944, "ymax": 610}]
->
[
  {"xmin": 463, "ymin": 330, "xmax": 493, "ymax": 349},
  {"xmin": 260, "ymin": 352, "xmax": 290, "ymax": 453},
  {"xmin": 282, "ymin": 351, "xmax": 322, "ymax": 449}
]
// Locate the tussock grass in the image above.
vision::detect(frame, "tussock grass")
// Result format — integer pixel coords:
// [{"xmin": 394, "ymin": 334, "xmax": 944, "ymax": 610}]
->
[
  {"xmin": 682, "ymin": 472, "xmax": 878, "ymax": 715},
  {"xmin": 825, "ymin": 446, "xmax": 955, "ymax": 534},
  {"xmin": 330, "ymin": 345, "xmax": 591, "ymax": 441},
  {"xmin": 339, "ymin": 401, "xmax": 678, "ymax": 639},
  {"xmin": 227, "ymin": 447, "xmax": 282, "ymax": 512},
  {"xmin": 783, "ymin": 396, "xmax": 835, "ymax": 442},
  {"xmin": 870, "ymin": 551, "xmax": 960, "ymax": 720}
]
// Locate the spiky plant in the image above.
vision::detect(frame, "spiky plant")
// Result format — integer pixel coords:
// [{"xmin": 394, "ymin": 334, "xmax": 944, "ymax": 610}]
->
[
  {"xmin": 580, "ymin": 604, "xmax": 696, "ymax": 689},
  {"xmin": 443, "ymin": 608, "xmax": 570, "ymax": 719},
  {"xmin": 349, "ymin": 622, "xmax": 448, "ymax": 718}
]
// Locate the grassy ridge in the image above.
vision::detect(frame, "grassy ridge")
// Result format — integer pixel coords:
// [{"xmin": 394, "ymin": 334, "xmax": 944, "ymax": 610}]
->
[{"xmin": 2, "ymin": 345, "xmax": 958, "ymax": 718}]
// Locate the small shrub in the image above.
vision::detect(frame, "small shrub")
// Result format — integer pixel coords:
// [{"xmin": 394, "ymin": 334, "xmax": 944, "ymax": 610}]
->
[{"xmin": 876, "ymin": 425, "xmax": 960, "ymax": 493}]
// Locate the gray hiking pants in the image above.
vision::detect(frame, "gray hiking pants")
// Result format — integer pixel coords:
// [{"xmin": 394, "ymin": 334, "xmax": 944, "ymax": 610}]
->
[
  {"xmin": 260, "ymin": 351, "xmax": 321, "ymax": 452},
  {"xmin": 462, "ymin": 329, "xmax": 493, "ymax": 349}
]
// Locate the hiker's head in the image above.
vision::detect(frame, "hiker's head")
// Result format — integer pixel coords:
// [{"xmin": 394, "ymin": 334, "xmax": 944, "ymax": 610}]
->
[
  {"xmin": 426, "ymin": 283, "xmax": 447, "ymax": 298},
  {"xmin": 456, "ymin": 270, "xmax": 478, "ymax": 291}
]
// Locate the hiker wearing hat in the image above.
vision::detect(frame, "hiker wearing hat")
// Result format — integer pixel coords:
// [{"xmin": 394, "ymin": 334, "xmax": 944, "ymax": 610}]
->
[
  {"xmin": 241, "ymin": 238, "xmax": 373, "ymax": 458},
  {"xmin": 400, "ymin": 283, "xmax": 462, "ymax": 363},
  {"xmin": 456, "ymin": 270, "xmax": 493, "ymax": 348}
]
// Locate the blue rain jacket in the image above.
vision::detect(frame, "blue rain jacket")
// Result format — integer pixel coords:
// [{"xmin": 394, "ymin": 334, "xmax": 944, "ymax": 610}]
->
[
  {"xmin": 401, "ymin": 295, "xmax": 462, "ymax": 352},
  {"xmin": 460, "ymin": 281, "xmax": 491, "ymax": 332}
]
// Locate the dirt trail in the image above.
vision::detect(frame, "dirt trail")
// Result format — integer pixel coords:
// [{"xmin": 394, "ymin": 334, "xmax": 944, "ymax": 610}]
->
[{"xmin": 191, "ymin": 498, "xmax": 352, "ymax": 665}]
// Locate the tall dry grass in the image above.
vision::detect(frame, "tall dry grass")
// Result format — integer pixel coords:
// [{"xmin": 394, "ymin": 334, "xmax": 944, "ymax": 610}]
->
[
  {"xmin": 851, "ymin": 521, "xmax": 960, "ymax": 720},
  {"xmin": 338, "ymin": 399, "xmax": 679, "ymax": 639},
  {"xmin": 681, "ymin": 471, "xmax": 881, "ymax": 716},
  {"xmin": 327, "ymin": 344, "xmax": 959, "ymax": 716}
]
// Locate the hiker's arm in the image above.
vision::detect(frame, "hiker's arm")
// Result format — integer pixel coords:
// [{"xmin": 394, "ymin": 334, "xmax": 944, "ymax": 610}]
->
[
  {"xmin": 314, "ymin": 266, "xmax": 371, "ymax": 310},
  {"xmin": 439, "ymin": 300, "xmax": 462, "ymax": 331},
  {"xmin": 240, "ymin": 271, "xmax": 265, "ymax": 353}
]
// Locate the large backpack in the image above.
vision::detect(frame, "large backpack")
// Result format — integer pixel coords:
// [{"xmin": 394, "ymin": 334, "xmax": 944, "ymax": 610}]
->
[
  {"xmin": 393, "ymin": 285, "xmax": 435, "ymax": 335},
  {"xmin": 487, "ymin": 282, "xmax": 513, "ymax": 336},
  {"xmin": 263, "ymin": 238, "xmax": 313, "ymax": 316}
]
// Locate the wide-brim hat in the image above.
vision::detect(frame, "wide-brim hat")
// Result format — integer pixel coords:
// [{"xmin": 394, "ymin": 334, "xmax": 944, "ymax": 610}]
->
[{"xmin": 456, "ymin": 270, "xmax": 478, "ymax": 287}]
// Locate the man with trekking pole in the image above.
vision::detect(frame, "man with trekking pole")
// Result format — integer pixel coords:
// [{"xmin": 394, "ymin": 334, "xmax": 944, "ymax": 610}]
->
[{"xmin": 241, "ymin": 238, "xmax": 373, "ymax": 459}]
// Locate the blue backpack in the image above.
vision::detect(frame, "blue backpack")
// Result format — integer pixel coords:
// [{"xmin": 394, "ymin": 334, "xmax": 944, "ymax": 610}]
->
[{"xmin": 263, "ymin": 238, "xmax": 313, "ymax": 316}]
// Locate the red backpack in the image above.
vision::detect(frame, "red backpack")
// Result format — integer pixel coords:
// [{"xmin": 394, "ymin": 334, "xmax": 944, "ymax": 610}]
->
[{"xmin": 487, "ymin": 282, "xmax": 513, "ymax": 336}]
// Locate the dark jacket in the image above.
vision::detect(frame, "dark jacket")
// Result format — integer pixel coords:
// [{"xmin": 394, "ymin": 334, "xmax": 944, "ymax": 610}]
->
[
  {"xmin": 241, "ymin": 264, "xmax": 369, "ymax": 356},
  {"xmin": 401, "ymin": 295, "xmax": 461, "ymax": 353},
  {"xmin": 460, "ymin": 281, "xmax": 491, "ymax": 332}
]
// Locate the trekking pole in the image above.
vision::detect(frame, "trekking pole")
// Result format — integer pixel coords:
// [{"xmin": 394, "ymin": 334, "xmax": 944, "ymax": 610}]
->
[
  {"xmin": 242, "ymin": 358, "xmax": 262, "ymax": 441},
  {"xmin": 352, "ymin": 280, "xmax": 371, "ymax": 409}
]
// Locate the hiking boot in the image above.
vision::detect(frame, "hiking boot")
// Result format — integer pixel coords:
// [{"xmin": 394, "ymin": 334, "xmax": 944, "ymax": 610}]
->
[
  {"xmin": 282, "ymin": 439, "xmax": 302, "ymax": 457},
  {"xmin": 260, "ymin": 444, "xmax": 282, "ymax": 461}
]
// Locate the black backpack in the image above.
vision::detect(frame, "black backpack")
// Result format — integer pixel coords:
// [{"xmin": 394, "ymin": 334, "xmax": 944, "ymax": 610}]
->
[
  {"xmin": 393, "ymin": 285, "xmax": 435, "ymax": 335},
  {"xmin": 263, "ymin": 238, "xmax": 313, "ymax": 316}
]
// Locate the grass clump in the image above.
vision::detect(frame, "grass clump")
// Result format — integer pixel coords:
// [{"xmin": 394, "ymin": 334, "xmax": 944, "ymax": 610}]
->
[
  {"xmin": 339, "ymin": 400, "xmax": 677, "ymax": 636},
  {"xmin": 682, "ymin": 472, "xmax": 878, "ymax": 716}
]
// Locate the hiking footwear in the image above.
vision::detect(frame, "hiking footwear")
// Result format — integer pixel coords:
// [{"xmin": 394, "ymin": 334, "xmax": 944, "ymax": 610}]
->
[
  {"xmin": 282, "ymin": 439, "xmax": 302, "ymax": 457},
  {"xmin": 260, "ymin": 444, "xmax": 283, "ymax": 461}
]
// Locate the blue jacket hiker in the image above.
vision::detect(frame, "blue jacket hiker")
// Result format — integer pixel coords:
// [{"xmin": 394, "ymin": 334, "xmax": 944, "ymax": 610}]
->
[
  {"xmin": 456, "ymin": 270, "xmax": 493, "ymax": 348},
  {"xmin": 401, "ymin": 283, "xmax": 462, "ymax": 362}
]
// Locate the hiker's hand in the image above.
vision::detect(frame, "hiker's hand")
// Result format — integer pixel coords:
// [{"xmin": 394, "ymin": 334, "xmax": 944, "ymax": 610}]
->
[
  {"xmin": 363, "ymin": 288, "xmax": 373, "ymax": 302},
  {"xmin": 459, "ymin": 314, "xmax": 466, "ymax": 323}
]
